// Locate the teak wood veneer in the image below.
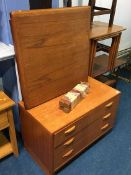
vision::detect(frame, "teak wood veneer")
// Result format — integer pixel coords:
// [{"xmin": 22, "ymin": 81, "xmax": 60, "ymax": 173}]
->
[
  {"xmin": 10, "ymin": 7, "xmax": 91, "ymax": 110},
  {"xmin": 19, "ymin": 77, "xmax": 120, "ymax": 175}
]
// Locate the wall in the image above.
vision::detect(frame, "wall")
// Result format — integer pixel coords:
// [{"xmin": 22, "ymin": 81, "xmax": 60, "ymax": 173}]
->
[
  {"xmin": 94, "ymin": 0, "xmax": 131, "ymax": 50},
  {"xmin": 59, "ymin": 0, "xmax": 131, "ymax": 50}
]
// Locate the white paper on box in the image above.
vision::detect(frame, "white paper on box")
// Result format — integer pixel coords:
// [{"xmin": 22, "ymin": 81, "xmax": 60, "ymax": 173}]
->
[{"xmin": 73, "ymin": 83, "xmax": 89, "ymax": 97}]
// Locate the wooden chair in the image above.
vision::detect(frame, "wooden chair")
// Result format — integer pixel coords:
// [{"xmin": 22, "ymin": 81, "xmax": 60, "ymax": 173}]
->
[
  {"xmin": 29, "ymin": 0, "xmax": 52, "ymax": 9},
  {"xmin": 88, "ymin": 0, "xmax": 117, "ymax": 27},
  {"xmin": 63, "ymin": 0, "xmax": 72, "ymax": 7}
]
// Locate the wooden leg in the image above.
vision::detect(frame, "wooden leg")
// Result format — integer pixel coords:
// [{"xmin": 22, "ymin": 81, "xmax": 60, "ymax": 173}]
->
[
  {"xmin": 89, "ymin": 39, "xmax": 97, "ymax": 76},
  {"xmin": 111, "ymin": 33, "xmax": 121, "ymax": 70},
  {"xmin": 88, "ymin": 0, "xmax": 96, "ymax": 23},
  {"xmin": 7, "ymin": 109, "xmax": 19, "ymax": 156},
  {"xmin": 109, "ymin": 33, "xmax": 121, "ymax": 71},
  {"xmin": 109, "ymin": 0, "xmax": 118, "ymax": 27},
  {"xmin": 29, "ymin": 0, "xmax": 52, "ymax": 9},
  {"xmin": 108, "ymin": 36, "xmax": 117, "ymax": 70},
  {"xmin": 67, "ymin": 0, "xmax": 72, "ymax": 7}
]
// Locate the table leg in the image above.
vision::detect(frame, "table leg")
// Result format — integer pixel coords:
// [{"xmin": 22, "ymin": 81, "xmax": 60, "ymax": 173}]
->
[
  {"xmin": 7, "ymin": 109, "xmax": 19, "ymax": 156},
  {"xmin": 111, "ymin": 33, "xmax": 121, "ymax": 70},
  {"xmin": 89, "ymin": 39, "xmax": 97, "ymax": 76},
  {"xmin": 109, "ymin": 33, "xmax": 121, "ymax": 71}
]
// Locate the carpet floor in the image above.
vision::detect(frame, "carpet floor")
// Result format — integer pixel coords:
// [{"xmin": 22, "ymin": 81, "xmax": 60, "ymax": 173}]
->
[{"xmin": 0, "ymin": 79, "xmax": 131, "ymax": 175}]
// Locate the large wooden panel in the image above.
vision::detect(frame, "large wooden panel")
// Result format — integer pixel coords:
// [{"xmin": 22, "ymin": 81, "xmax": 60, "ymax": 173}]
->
[{"xmin": 10, "ymin": 7, "xmax": 91, "ymax": 109}]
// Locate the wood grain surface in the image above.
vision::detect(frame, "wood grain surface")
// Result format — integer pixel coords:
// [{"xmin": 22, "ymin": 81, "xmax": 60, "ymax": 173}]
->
[
  {"xmin": 19, "ymin": 77, "xmax": 120, "ymax": 174},
  {"xmin": 90, "ymin": 21, "xmax": 126, "ymax": 39},
  {"xmin": 10, "ymin": 7, "xmax": 91, "ymax": 109},
  {"xmin": 0, "ymin": 91, "xmax": 15, "ymax": 112},
  {"xmin": 19, "ymin": 77, "xmax": 120, "ymax": 134}
]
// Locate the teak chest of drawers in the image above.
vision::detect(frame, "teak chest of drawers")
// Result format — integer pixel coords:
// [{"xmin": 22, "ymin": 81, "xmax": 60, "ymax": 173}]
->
[{"xmin": 19, "ymin": 77, "xmax": 120, "ymax": 175}]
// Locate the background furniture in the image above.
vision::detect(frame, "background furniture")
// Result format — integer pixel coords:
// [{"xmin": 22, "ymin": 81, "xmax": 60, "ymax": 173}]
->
[
  {"xmin": 89, "ymin": 21, "xmax": 126, "ymax": 77},
  {"xmin": 0, "ymin": 43, "xmax": 20, "ymax": 131},
  {"xmin": 88, "ymin": 0, "xmax": 118, "ymax": 27},
  {"xmin": 29, "ymin": 0, "xmax": 52, "ymax": 9},
  {"xmin": 0, "ymin": 0, "xmax": 29, "ymax": 132},
  {"xmin": 61, "ymin": 1, "xmax": 126, "ymax": 83},
  {"xmin": 63, "ymin": 0, "xmax": 72, "ymax": 7},
  {"xmin": 19, "ymin": 77, "xmax": 120, "ymax": 175},
  {"xmin": 0, "ymin": 91, "xmax": 18, "ymax": 159}
]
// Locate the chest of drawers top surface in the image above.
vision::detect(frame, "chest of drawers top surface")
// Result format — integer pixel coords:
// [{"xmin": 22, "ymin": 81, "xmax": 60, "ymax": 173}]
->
[{"xmin": 19, "ymin": 77, "xmax": 120, "ymax": 134}]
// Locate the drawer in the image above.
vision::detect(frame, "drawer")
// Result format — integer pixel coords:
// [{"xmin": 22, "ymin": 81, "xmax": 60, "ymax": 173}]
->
[
  {"xmin": 102, "ymin": 96, "xmax": 120, "ymax": 126},
  {"xmin": 54, "ymin": 118, "xmax": 112, "ymax": 170},
  {"xmin": 88, "ymin": 95, "xmax": 119, "ymax": 125},
  {"xmin": 54, "ymin": 118, "xmax": 88, "ymax": 148},
  {"xmin": 101, "ymin": 112, "xmax": 115, "ymax": 127},
  {"xmin": 54, "ymin": 107, "xmax": 103, "ymax": 148},
  {"xmin": 104, "ymin": 95, "xmax": 120, "ymax": 114},
  {"xmin": 54, "ymin": 124, "xmax": 89, "ymax": 170},
  {"xmin": 0, "ymin": 111, "xmax": 9, "ymax": 131},
  {"xmin": 54, "ymin": 95, "xmax": 119, "ymax": 148},
  {"xmin": 88, "ymin": 118, "xmax": 112, "ymax": 144}
]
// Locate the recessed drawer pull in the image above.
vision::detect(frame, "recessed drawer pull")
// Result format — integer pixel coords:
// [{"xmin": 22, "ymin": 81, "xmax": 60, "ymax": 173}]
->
[
  {"xmin": 105, "ymin": 102, "xmax": 113, "ymax": 108},
  {"xmin": 62, "ymin": 149, "xmax": 74, "ymax": 158},
  {"xmin": 103, "ymin": 113, "xmax": 111, "ymax": 120},
  {"xmin": 101, "ymin": 124, "xmax": 109, "ymax": 131},
  {"xmin": 64, "ymin": 137, "xmax": 75, "ymax": 146},
  {"xmin": 64, "ymin": 126, "xmax": 76, "ymax": 135}
]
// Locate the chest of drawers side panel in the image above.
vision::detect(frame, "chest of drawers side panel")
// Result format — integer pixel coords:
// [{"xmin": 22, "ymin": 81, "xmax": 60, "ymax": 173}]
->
[{"xmin": 19, "ymin": 104, "xmax": 54, "ymax": 175}]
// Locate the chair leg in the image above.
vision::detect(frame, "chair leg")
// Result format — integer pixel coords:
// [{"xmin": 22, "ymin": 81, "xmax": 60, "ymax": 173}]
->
[
  {"xmin": 88, "ymin": 0, "xmax": 96, "ymax": 23},
  {"xmin": 67, "ymin": 0, "xmax": 72, "ymax": 7},
  {"xmin": 7, "ymin": 110, "xmax": 19, "ymax": 156},
  {"xmin": 109, "ymin": 0, "xmax": 117, "ymax": 27}
]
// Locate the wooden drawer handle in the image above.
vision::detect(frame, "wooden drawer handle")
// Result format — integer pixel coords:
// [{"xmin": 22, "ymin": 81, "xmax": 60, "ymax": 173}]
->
[
  {"xmin": 105, "ymin": 102, "xmax": 113, "ymax": 108},
  {"xmin": 101, "ymin": 124, "xmax": 109, "ymax": 131},
  {"xmin": 62, "ymin": 149, "xmax": 74, "ymax": 158},
  {"xmin": 64, "ymin": 137, "xmax": 75, "ymax": 146},
  {"xmin": 64, "ymin": 126, "xmax": 76, "ymax": 135},
  {"xmin": 103, "ymin": 113, "xmax": 111, "ymax": 120}
]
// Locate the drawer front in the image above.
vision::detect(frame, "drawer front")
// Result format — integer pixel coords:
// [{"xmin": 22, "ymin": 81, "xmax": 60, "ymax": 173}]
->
[
  {"xmin": 54, "ymin": 118, "xmax": 112, "ymax": 170},
  {"xmin": 102, "ymin": 95, "xmax": 120, "ymax": 126},
  {"xmin": 54, "ymin": 124, "xmax": 90, "ymax": 170},
  {"xmin": 88, "ymin": 95, "xmax": 120, "ymax": 125},
  {"xmin": 0, "ymin": 111, "xmax": 9, "ymax": 130},
  {"xmin": 54, "ymin": 107, "xmax": 103, "ymax": 148},
  {"xmin": 54, "ymin": 117, "xmax": 88, "ymax": 148},
  {"xmin": 54, "ymin": 95, "xmax": 120, "ymax": 148},
  {"xmin": 88, "ymin": 118, "xmax": 112, "ymax": 144}
]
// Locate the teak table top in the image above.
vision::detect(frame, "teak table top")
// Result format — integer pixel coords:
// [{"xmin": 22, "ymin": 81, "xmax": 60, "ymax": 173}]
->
[
  {"xmin": 90, "ymin": 21, "xmax": 126, "ymax": 40},
  {"xmin": 19, "ymin": 77, "xmax": 120, "ymax": 134}
]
